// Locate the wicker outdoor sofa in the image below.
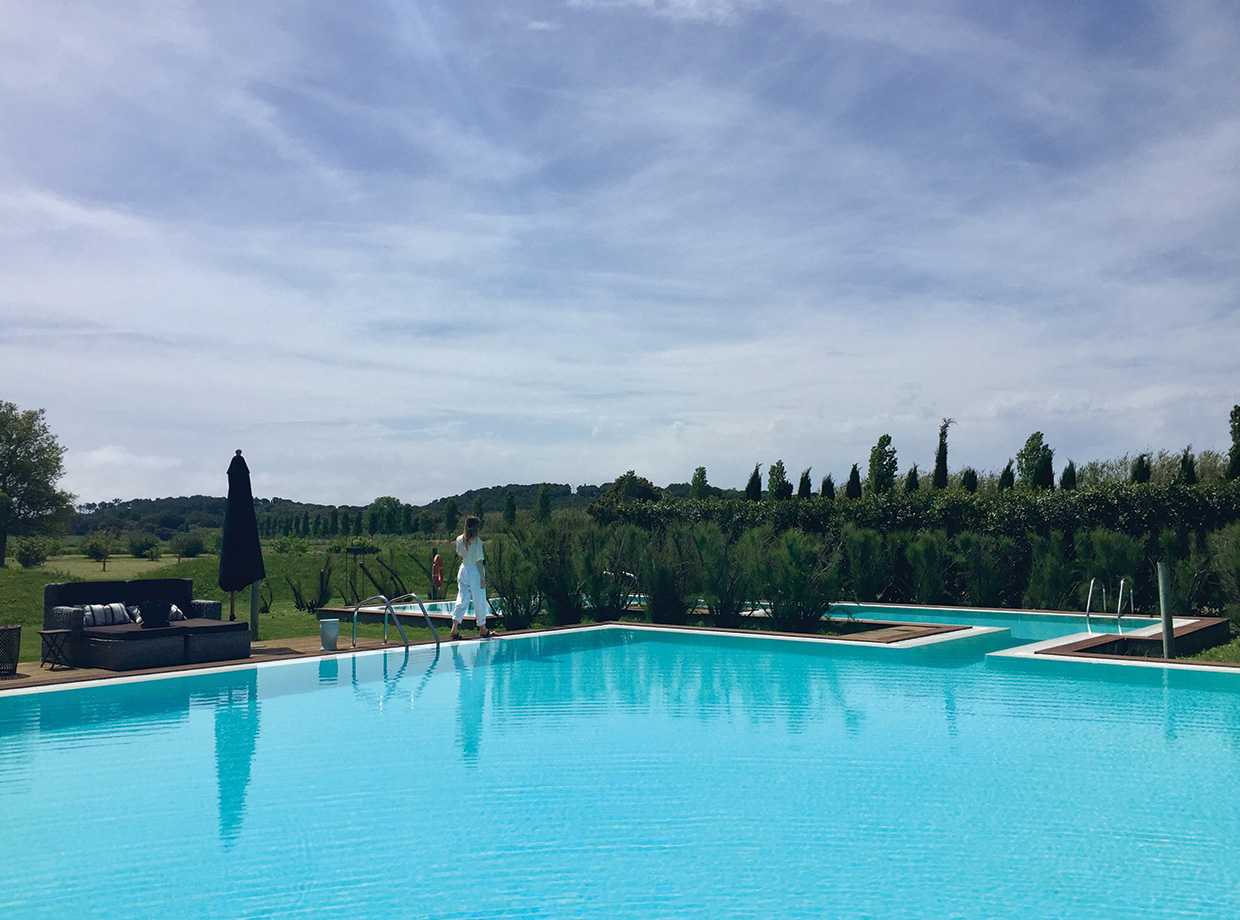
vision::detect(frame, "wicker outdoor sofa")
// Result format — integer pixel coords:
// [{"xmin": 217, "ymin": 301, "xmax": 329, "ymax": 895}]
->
[{"xmin": 44, "ymin": 578, "xmax": 250, "ymax": 671}]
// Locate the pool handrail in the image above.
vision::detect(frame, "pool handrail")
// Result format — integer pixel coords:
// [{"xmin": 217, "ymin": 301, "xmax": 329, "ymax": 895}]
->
[
  {"xmin": 1116, "ymin": 578, "xmax": 1135, "ymax": 635},
  {"xmin": 387, "ymin": 592, "xmax": 441, "ymax": 646},
  {"xmin": 350, "ymin": 594, "xmax": 412, "ymax": 650},
  {"xmin": 1084, "ymin": 578, "xmax": 1096, "ymax": 634}
]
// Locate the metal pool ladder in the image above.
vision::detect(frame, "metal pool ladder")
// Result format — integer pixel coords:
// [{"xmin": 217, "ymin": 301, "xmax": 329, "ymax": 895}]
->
[
  {"xmin": 1115, "ymin": 578, "xmax": 1134, "ymax": 635},
  {"xmin": 351, "ymin": 593, "xmax": 440, "ymax": 649},
  {"xmin": 1083, "ymin": 578, "xmax": 1108, "ymax": 634}
]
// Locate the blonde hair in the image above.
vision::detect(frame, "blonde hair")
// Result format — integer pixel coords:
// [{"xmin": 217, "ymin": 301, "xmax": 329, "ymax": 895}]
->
[{"xmin": 462, "ymin": 515, "xmax": 482, "ymax": 547}]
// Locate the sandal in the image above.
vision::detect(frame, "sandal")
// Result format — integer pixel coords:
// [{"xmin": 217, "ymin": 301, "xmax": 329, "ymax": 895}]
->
[
  {"xmin": 479, "ymin": 626, "xmax": 491, "ymax": 639},
  {"xmin": 450, "ymin": 626, "xmax": 461, "ymax": 640}
]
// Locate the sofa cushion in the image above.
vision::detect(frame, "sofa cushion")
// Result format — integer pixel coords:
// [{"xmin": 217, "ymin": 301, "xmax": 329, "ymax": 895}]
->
[
  {"xmin": 82, "ymin": 603, "xmax": 132, "ymax": 627},
  {"xmin": 81, "ymin": 622, "xmax": 189, "ymax": 641}
]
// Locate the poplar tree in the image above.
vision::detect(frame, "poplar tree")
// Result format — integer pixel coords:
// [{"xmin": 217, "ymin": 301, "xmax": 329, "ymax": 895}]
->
[
  {"xmin": 689, "ymin": 466, "xmax": 710, "ymax": 500},
  {"xmin": 503, "ymin": 490, "xmax": 517, "ymax": 527},
  {"xmin": 867, "ymin": 435, "xmax": 897, "ymax": 495},
  {"xmin": 767, "ymin": 461, "xmax": 793, "ymax": 500}
]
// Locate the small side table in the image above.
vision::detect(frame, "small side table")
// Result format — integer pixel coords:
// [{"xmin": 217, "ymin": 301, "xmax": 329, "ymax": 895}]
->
[{"xmin": 39, "ymin": 629, "xmax": 72, "ymax": 670}]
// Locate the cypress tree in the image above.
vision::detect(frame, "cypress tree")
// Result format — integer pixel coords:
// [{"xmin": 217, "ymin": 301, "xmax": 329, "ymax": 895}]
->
[
  {"xmin": 503, "ymin": 490, "xmax": 517, "ymax": 527},
  {"xmin": 329, "ymin": 507, "xmax": 339, "ymax": 536},
  {"xmin": 845, "ymin": 464, "xmax": 862, "ymax": 499},
  {"xmin": 444, "ymin": 498, "xmax": 460, "ymax": 533},
  {"xmin": 1060, "ymin": 461, "xmax": 1077, "ymax": 491},
  {"xmin": 1228, "ymin": 405, "xmax": 1240, "ymax": 480},
  {"xmin": 1179, "ymin": 447, "xmax": 1198, "ymax": 485},
  {"xmin": 961, "ymin": 468, "xmax": 978, "ymax": 493},
  {"xmin": 472, "ymin": 495, "xmax": 485, "ymax": 519},
  {"xmin": 821, "ymin": 474, "xmax": 835, "ymax": 500},
  {"xmin": 904, "ymin": 464, "xmax": 920, "ymax": 492},
  {"xmin": 797, "ymin": 468, "xmax": 813, "ymax": 499},
  {"xmin": 998, "ymin": 461, "xmax": 1015, "ymax": 491},
  {"xmin": 1034, "ymin": 452, "xmax": 1055, "ymax": 490},
  {"xmin": 933, "ymin": 418, "xmax": 954, "ymax": 490},
  {"xmin": 534, "ymin": 484, "xmax": 551, "ymax": 522},
  {"xmin": 745, "ymin": 464, "xmax": 762, "ymax": 502},
  {"xmin": 1131, "ymin": 453, "xmax": 1152, "ymax": 484}
]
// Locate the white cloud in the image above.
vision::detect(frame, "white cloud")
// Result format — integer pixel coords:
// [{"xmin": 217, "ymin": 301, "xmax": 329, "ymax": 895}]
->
[{"xmin": 3, "ymin": 0, "xmax": 1238, "ymax": 504}]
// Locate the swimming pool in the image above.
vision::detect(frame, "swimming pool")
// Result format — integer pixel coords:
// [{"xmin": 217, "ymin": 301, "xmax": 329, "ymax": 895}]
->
[
  {"xmin": 831, "ymin": 601, "xmax": 1160, "ymax": 644},
  {"xmin": 2, "ymin": 627, "xmax": 1237, "ymax": 918}
]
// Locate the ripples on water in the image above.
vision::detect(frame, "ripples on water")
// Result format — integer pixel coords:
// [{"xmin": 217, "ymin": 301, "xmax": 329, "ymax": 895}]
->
[{"xmin": 1, "ymin": 627, "xmax": 1239, "ymax": 918}]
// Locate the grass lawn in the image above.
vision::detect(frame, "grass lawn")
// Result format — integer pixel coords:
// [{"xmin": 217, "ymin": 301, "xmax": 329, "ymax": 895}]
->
[
  {"xmin": 0, "ymin": 554, "xmax": 466, "ymax": 663},
  {"xmin": 1190, "ymin": 636, "xmax": 1240, "ymax": 665}
]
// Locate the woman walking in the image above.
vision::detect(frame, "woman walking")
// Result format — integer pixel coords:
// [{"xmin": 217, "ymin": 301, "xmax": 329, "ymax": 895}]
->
[{"xmin": 450, "ymin": 515, "xmax": 491, "ymax": 639}]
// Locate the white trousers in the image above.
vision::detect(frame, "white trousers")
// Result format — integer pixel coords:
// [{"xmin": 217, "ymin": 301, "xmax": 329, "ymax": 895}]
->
[{"xmin": 451, "ymin": 563, "xmax": 489, "ymax": 627}]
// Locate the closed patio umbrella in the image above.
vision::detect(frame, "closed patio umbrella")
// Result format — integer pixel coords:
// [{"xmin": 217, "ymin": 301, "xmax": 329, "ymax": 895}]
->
[{"xmin": 219, "ymin": 450, "xmax": 266, "ymax": 638}]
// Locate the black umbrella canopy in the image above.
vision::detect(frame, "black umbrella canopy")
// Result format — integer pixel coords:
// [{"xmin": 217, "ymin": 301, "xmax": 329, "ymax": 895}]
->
[{"xmin": 219, "ymin": 450, "xmax": 266, "ymax": 592}]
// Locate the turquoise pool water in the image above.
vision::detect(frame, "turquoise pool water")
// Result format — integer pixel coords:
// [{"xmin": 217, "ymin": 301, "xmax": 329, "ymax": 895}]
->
[
  {"xmin": 833, "ymin": 602, "xmax": 1160, "ymax": 644},
  {"xmin": 2, "ymin": 627, "xmax": 1238, "ymax": 918}
]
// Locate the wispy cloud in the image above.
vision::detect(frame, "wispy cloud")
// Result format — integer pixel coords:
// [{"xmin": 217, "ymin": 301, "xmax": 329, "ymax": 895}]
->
[{"xmin": 3, "ymin": 0, "xmax": 1238, "ymax": 503}]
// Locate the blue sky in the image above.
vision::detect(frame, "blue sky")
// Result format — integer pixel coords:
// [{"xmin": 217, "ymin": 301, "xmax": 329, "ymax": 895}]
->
[{"xmin": 3, "ymin": 0, "xmax": 1238, "ymax": 505}]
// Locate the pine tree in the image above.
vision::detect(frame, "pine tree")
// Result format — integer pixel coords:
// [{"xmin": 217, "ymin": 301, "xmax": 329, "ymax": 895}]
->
[
  {"xmin": 845, "ymin": 464, "xmax": 862, "ymax": 499},
  {"xmin": 797, "ymin": 468, "xmax": 813, "ymax": 499},
  {"xmin": 933, "ymin": 418, "xmax": 954, "ymax": 490},
  {"xmin": 745, "ymin": 464, "xmax": 762, "ymax": 502},
  {"xmin": 821, "ymin": 474, "xmax": 835, "ymax": 500}
]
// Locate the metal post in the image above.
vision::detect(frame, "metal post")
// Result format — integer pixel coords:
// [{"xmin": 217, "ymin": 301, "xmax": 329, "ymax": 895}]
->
[
  {"xmin": 1157, "ymin": 562, "xmax": 1174, "ymax": 659},
  {"xmin": 250, "ymin": 580, "xmax": 261, "ymax": 641}
]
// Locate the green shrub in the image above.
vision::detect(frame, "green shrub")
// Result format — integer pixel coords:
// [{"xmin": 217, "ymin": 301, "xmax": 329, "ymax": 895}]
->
[
  {"xmin": 1022, "ymin": 531, "xmax": 1078, "ymax": 610},
  {"xmin": 14, "ymin": 537, "xmax": 47, "ymax": 568},
  {"xmin": 529, "ymin": 521, "xmax": 585, "ymax": 625},
  {"xmin": 578, "ymin": 523, "xmax": 641, "ymax": 622},
  {"xmin": 840, "ymin": 524, "xmax": 886, "ymax": 602},
  {"xmin": 905, "ymin": 530, "xmax": 949, "ymax": 605},
  {"xmin": 128, "ymin": 532, "xmax": 161, "ymax": 559},
  {"xmin": 487, "ymin": 534, "xmax": 541, "ymax": 630},
  {"xmin": 1208, "ymin": 523, "xmax": 1240, "ymax": 624},
  {"xmin": 762, "ymin": 530, "xmax": 840, "ymax": 632},
  {"xmin": 168, "ymin": 532, "xmax": 206, "ymax": 561},
  {"xmin": 641, "ymin": 525, "xmax": 699, "ymax": 625},
  {"xmin": 693, "ymin": 523, "xmax": 761, "ymax": 629},
  {"xmin": 272, "ymin": 535, "xmax": 309, "ymax": 554}
]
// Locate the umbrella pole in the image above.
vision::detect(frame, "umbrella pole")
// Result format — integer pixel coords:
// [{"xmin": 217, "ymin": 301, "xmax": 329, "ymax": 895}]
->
[{"xmin": 230, "ymin": 591, "xmax": 235, "ymax": 621}]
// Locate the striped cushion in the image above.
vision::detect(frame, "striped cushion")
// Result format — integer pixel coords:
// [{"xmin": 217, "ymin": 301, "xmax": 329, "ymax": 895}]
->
[{"xmin": 82, "ymin": 603, "xmax": 132, "ymax": 626}]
